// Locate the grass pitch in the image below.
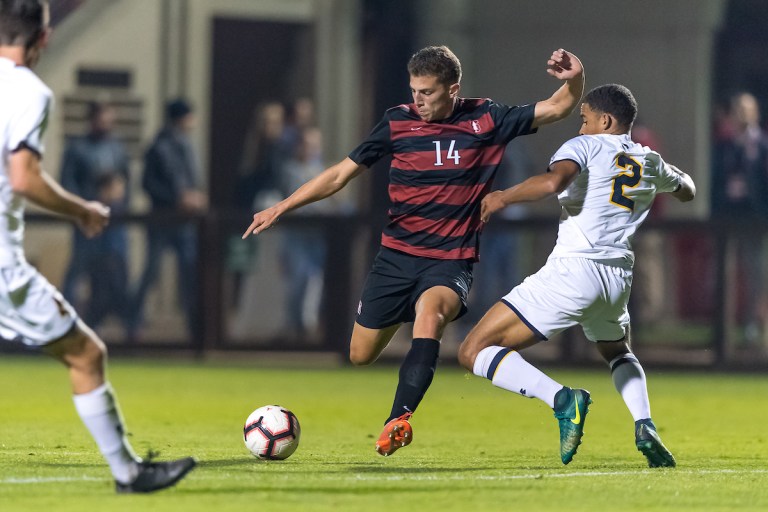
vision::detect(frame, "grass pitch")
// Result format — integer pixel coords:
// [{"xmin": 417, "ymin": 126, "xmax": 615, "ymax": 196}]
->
[{"xmin": 1, "ymin": 354, "xmax": 767, "ymax": 511}]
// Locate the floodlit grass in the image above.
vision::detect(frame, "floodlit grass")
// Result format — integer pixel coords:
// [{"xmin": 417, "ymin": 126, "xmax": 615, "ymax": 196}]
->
[{"xmin": 1, "ymin": 355, "xmax": 767, "ymax": 511}]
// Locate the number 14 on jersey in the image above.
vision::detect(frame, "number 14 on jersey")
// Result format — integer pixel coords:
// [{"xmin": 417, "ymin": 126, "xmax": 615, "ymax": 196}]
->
[{"xmin": 433, "ymin": 140, "xmax": 461, "ymax": 166}]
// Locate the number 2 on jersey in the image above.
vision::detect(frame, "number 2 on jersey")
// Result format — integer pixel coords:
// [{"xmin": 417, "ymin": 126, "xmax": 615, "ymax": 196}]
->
[
  {"xmin": 433, "ymin": 140, "xmax": 460, "ymax": 166},
  {"xmin": 610, "ymin": 154, "xmax": 642, "ymax": 211}
]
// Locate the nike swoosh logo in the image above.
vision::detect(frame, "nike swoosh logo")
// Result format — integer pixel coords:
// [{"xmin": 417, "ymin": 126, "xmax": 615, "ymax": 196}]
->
[
  {"xmin": 410, "ymin": 126, "xmax": 422, "ymax": 131},
  {"xmin": 571, "ymin": 396, "xmax": 581, "ymax": 425}
]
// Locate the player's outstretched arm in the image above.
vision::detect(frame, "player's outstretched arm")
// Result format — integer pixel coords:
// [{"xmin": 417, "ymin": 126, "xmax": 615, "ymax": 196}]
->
[
  {"xmin": 667, "ymin": 164, "xmax": 696, "ymax": 202},
  {"xmin": 8, "ymin": 148, "xmax": 109, "ymax": 238},
  {"xmin": 532, "ymin": 49, "xmax": 585, "ymax": 129},
  {"xmin": 481, "ymin": 160, "xmax": 579, "ymax": 223},
  {"xmin": 242, "ymin": 157, "xmax": 364, "ymax": 238}
]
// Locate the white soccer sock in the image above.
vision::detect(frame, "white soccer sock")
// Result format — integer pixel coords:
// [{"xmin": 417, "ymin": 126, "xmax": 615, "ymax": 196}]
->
[
  {"xmin": 473, "ymin": 346, "xmax": 563, "ymax": 408},
  {"xmin": 609, "ymin": 353, "xmax": 651, "ymax": 421},
  {"xmin": 72, "ymin": 383, "xmax": 139, "ymax": 484}
]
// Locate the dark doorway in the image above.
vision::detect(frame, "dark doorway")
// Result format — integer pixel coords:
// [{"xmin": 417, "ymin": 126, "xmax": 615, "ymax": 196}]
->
[
  {"xmin": 209, "ymin": 18, "xmax": 315, "ymax": 210},
  {"xmin": 713, "ymin": 0, "xmax": 768, "ymax": 119}
]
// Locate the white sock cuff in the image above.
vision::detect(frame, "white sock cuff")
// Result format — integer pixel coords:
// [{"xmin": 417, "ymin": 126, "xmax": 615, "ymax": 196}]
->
[
  {"xmin": 609, "ymin": 352, "xmax": 639, "ymax": 371},
  {"xmin": 73, "ymin": 383, "xmax": 114, "ymax": 417},
  {"xmin": 473, "ymin": 346, "xmax": 510, "ymax": 379}
]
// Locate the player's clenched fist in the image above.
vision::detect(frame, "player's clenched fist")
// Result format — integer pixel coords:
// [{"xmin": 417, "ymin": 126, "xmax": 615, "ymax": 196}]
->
[
  {"xmin": 78, "ymin": 201, "xmax": 110, "ymax": 238},
  {"xmin": 546, "ymin": 49, "xmax": 583, "ymax": 81}
]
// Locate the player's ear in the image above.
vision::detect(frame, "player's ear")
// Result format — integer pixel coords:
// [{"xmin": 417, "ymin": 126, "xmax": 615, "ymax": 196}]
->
[
  {"xmin": 600, "ymin": 113, "xmax": 613, "ymax": 131},
  {"xmin": 449, "ymin": 82, "xmax": 460, "ymax": 98}
]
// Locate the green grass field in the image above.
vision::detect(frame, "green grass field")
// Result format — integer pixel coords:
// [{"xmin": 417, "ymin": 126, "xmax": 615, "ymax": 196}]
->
[{"xmin": 1, "ymin": 355, "xmax": 767, "ymax": 511}]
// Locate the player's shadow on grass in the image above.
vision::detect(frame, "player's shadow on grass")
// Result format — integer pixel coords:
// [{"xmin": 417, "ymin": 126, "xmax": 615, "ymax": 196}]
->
[
  {"xmin": 183, "ymin": 486, "xmax": 451, "ymax": 495},
  {"xmin": 195, "ymin": 459, "xmax": 498, "ymax": 476},
  {"xmin": 352, "ymin": 465, "xmax": 494, "ymax": 474},
  {"xmin": 198, "ymin": 458, "xmax": 268, "ymax": 468}
]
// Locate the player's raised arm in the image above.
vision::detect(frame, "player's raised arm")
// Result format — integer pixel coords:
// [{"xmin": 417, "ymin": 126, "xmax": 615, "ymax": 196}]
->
[
  {"xmin": 242, "ymin": 156, "xmax": 364, "ymax": 238},
  {"xmin": 8, "ymin": 148, "xmax": 110, "ymax": 238},
  {"xmin": 481, "ymin": 160, "xmax": 579, "ymax": 223},
  {"xmin": 531, "ymin": 49, "xmax": 585, "ymax": 129},
  {"xmin": 666, "ymin": 164, "xmax": 696, "ymax": 202}
]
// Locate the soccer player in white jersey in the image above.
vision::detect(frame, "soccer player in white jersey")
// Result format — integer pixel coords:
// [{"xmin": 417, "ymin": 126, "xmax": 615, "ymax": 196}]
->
[
  {"xmin": 458, "ymin": 83, "xmax": 696, "ymax": 467},
  {"xmin": 0, "ymin": 0, "xmax": 195, "ymax": 492}
]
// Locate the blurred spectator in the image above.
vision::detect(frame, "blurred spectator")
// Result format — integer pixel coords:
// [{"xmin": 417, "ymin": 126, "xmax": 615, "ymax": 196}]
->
[
  {"xmin": 228, "ymin": 101, "xmax": 288, "ymax": 308},
  {"xmin": 711, "ymin": 92, "xmax": 768, "ymax": 216},
  {"xmin": 130, "ymin": 98, "xmax": 207, "ymax": 342},
  {"xmin": 278, "ymin": 126, "xmax": 330, "ymax": 339},
  {"xmin": 281, "ymin": 97, "xmax": 316, "ymax": 155},
  {"xmin": 60, "ymin": 101, "xmax": 131, "ymax": 333},
  {"xmin": 711, "ymin": 92, "xmax": 768, "ymax": 344},
  {"xmin": 236, "ymin": 101, "xmax": 287, "ymax": 210}
]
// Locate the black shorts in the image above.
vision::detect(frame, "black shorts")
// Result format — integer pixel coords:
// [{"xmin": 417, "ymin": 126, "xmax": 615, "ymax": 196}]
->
[{"xmin": 356, "ymin": 247, "xmax": 474, "ymax": 329}]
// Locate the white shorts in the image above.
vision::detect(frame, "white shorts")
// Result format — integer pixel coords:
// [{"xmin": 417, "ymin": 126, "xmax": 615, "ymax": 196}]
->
[
  {"xmin": 0, "ymin": 263, "xmax": 78, "ymax": 347},
  {"xmin": 501, "ymin": 257, "xmax": 632, "ymax": 342}
]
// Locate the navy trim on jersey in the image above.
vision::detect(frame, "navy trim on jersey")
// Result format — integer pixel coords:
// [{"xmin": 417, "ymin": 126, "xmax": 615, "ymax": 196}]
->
[
  {"xmin": 11, "ymin": 141, "xmax": 42, "ymax": 159},
  {"xmin": 501, "ymin": 299, "xmax": 548, "ymax": 341},
  {"xmin": 548, "ymin": 158, "xmax": 582, "ymax": 173}
]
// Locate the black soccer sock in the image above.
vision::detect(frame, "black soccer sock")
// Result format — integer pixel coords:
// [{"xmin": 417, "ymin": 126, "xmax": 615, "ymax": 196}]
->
[{"xmin": 386, "ymin": 338, "xmax": 440, "ymax": 423}]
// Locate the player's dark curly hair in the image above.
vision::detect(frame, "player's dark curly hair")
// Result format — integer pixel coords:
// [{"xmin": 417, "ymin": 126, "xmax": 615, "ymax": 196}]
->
[
  {"xmin": 583, "ymin": 84, "xmax": 638, "ymax": 129},
  {"xmin": 407, "ymin": 46, "xmax": 462, "ymax": 85},
  {"xmin": 0, "ymin": 0, "xmax": 47, "ymax": 48}
]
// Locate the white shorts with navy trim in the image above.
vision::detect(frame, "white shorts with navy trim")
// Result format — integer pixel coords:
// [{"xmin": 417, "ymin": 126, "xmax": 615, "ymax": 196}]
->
[
  {"xmin": 501, "ymin": 257, "xmax": 632, "ymax": 342},
  {"xmin": 0, "ymin": 262, "xmax": 78, "ymax": 347}
]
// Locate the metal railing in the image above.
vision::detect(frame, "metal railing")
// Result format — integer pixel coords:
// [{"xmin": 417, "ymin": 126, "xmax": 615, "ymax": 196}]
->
[{"xmin": 11, "ymin": 212, "xmax": 768, "ymax": 369}]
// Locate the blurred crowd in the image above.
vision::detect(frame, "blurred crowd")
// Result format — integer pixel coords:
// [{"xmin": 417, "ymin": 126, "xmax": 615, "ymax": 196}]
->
[
  {"xmin": 59, "ymin": 96, "xmax": 346, "ymax": 344},
  {"xmin": 710, "ymin": 92, "xmax": 768, "ymax": 345},
  {"xmin": 54, "ymin": 91, "xmax": 768, "ymax": 349}
]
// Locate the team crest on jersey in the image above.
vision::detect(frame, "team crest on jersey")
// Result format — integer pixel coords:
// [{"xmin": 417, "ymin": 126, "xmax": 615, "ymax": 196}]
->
[{"xmin": 471, "ymin": 120, "xmax": 481, "ymax": 133}]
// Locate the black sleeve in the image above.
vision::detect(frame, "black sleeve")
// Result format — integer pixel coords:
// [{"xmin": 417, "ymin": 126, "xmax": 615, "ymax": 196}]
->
[
  {"xmin": 348, "ymin": 114, "xmax": 392, "ymax": 168},
  {"xmin": 142, "ymin": 143, "xmax": 179, "ymax": 206},
  {"xmin": 489, "ymin": 102, "xmax": 537, "ymax": 145}
]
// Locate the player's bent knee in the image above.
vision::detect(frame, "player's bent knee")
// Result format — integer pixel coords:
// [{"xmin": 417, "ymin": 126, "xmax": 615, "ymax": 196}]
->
[
  {"xmin": 68, "ymin": 326, "xmax": 107, "ymax": 370},
  {"xmin": 457, "ymin": 340, "xmax": 478, "ymax": 372},
  {"xmin": 73, "ymin": 336, "xmax": 106, "ymax": 372},
  {"xmin": 349, "ymin": 349, "xmax": 375, "ymax": 366}
]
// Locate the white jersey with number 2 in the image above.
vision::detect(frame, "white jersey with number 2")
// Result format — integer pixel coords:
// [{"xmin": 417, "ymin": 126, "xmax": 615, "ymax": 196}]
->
[{"xmin": 547, "ymin": 133, "xmax": 682, "ymax": 267}]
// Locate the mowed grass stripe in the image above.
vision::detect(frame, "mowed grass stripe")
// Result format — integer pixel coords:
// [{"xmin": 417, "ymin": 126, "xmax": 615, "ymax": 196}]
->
[{"xmin": 2, "ymin": 355, "xmax": 768, "ymax": 512}]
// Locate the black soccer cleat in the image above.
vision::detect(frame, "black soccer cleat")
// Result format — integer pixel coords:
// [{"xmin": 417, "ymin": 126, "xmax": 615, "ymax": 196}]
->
[
  {"xmin": 635, "ymin": 420, "xmax": 676, "ymax": 468},
  {"xmin": 115, "ymin": 457, "xmax": 197, "ymax": 494}
]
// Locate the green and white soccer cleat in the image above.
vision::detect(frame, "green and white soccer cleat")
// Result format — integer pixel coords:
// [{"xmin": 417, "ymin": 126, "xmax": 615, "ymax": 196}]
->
[
  {"xmin": 635, "ymin": 419, "xmax": 676, "ymax": 468},
  {"xmin": 553, "ymin": 387, "xmax": 592, "ymax": 465}
]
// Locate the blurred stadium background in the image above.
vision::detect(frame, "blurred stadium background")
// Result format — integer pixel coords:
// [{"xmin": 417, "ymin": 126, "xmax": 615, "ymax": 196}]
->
[{"xmin": 10, "ymin": 0, "xmax": 768, "ymax": 369}]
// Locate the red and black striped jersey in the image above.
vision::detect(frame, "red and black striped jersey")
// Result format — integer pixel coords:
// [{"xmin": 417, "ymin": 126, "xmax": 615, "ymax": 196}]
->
[{"xmin": 349, "ymin": 98, "xmax": 536, "ymax": 261}]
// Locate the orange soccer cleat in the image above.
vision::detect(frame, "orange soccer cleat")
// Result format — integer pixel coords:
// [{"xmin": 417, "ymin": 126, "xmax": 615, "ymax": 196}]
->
[{"xmin": 375, "ymin": 412, "xmax": 413, "ymax": 456}]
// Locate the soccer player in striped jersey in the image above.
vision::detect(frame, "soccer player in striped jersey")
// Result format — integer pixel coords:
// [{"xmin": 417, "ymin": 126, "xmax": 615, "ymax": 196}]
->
[
  {"xmin": 458, "ymin": 84, "xmax": 695, "ymax": 467},
  {"xmin": 0, "ymin": 0, "xmax": 195, "ymax": 492},
  {"xmin": 243, "ymin": 45, "xmax": 584, "ymax": 456}
]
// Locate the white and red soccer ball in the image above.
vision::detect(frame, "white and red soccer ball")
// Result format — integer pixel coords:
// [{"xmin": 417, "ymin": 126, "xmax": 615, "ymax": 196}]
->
[{"xmin": 243, "ymin": 405, "xmax": 301, "ymax": 460}]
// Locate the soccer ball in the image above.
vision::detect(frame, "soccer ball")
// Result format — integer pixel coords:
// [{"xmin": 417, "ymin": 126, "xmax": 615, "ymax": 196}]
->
[{"xmin": 243, "ymin": 405, "xmax": 301, "ymax": 460}]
